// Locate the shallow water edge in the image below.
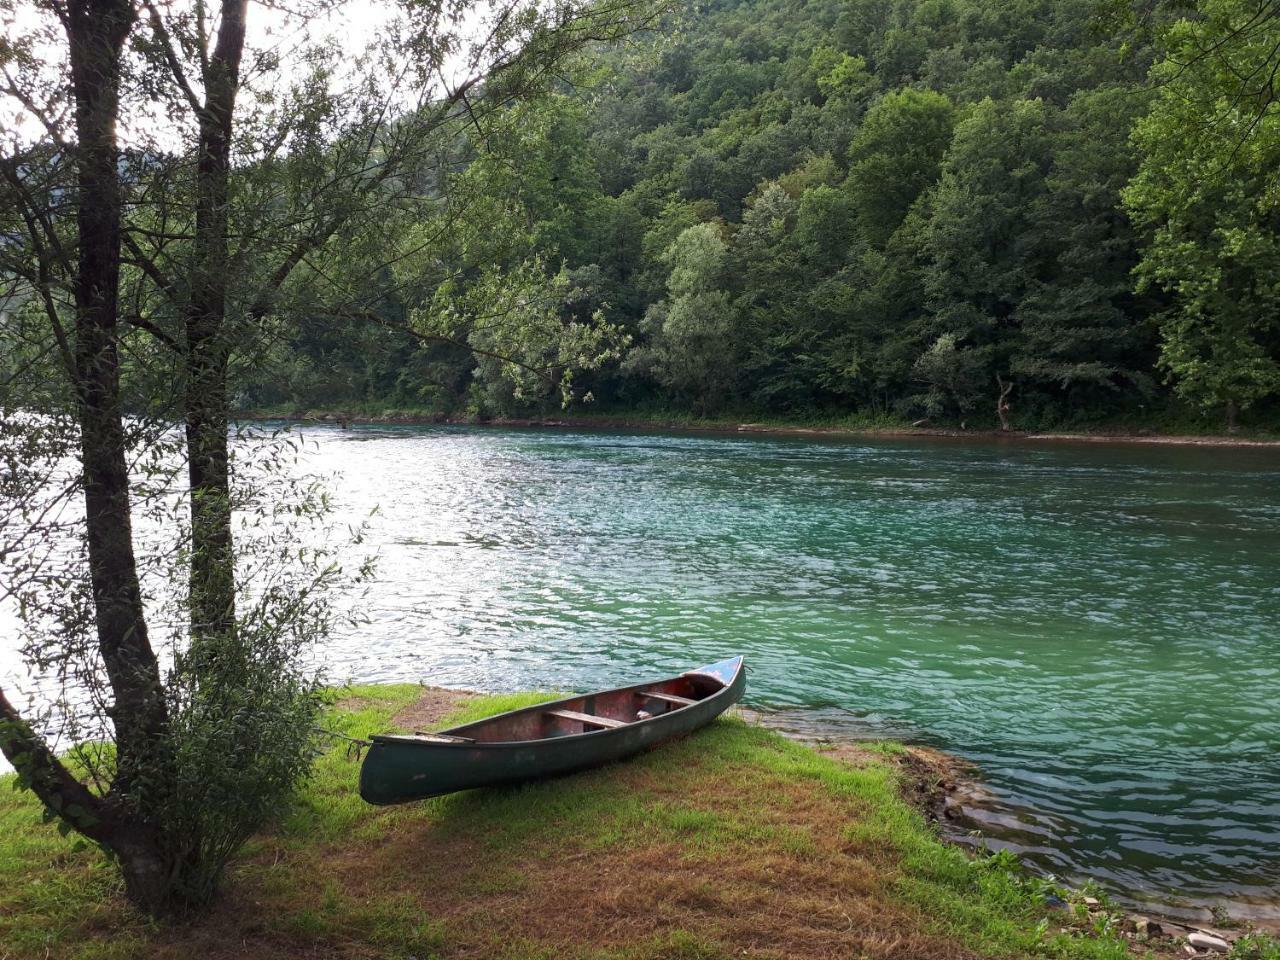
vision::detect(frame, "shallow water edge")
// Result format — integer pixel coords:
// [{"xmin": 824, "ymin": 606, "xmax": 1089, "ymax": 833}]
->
[{"xmin": 745, "ymin": 703, "xmax": 1280, "ymax": 931}]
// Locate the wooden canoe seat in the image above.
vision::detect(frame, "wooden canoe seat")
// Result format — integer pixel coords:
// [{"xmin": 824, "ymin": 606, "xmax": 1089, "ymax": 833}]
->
[
  {"xmin": 638, "ymin": 691, "xmax": 696, "ymax": 707},
  {"xmin": 545, "ymin": 708, "xmax": 627, "ymax": 729}
]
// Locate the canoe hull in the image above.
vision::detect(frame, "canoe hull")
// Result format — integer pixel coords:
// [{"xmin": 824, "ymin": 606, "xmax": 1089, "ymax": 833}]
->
[{"xmin": 359, "ymin": 657, "xmax": 745, "ymax": 805}]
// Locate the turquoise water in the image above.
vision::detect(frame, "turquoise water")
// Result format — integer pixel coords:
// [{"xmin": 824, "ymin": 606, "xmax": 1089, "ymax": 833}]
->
[
  {"xmin": 5, "ymin": 422, "xmax": 1275, "ymax": 915},
  {"xmin": 307, "ymin": 424, "xmax": 1280, "ymax": 917}
]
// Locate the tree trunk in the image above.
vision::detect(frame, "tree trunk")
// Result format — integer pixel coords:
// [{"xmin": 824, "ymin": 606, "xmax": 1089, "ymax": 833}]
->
[
  {"xmin": 185, "ymin": 0, "xmax": 249, "ymax": 645},
  {"xmin": 65, "ymin": 0, "xmax": 171, "ymax": 795},
  {"xmin": 114, "ymin": 829, "xmax": 181, "ymax": 915},
  {"xmin": 0, "ymin": 687, "xmax": 183, "ymax": 916},
  {"xmin": 1225, "ymin": 398, "xmax": 1239, "ymax": 434},
  {"xmin": 0, "ymin": 1, "xmax": 185, "ymax": 919},
  {"xmin": 185, "ymin": 324, "xmax": 234, "ymax": 643}
]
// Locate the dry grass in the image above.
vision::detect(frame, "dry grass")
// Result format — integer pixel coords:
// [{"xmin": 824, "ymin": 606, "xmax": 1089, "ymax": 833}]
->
[{"xmin": 386, "ymin": 685, "xmax": 479, "ymax": 731}]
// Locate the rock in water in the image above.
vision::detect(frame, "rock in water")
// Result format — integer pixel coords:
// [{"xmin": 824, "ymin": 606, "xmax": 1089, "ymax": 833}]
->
[{"xmin": 1187, "ymin": 931, "xmax": 1230, "ymax": 953}]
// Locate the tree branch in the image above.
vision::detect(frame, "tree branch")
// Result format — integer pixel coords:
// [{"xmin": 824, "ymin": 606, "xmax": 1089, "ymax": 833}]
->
[
  {"xmin": 142, "ymin": 0, "xmax": 206, "ymax": 117},
  {"xmin": 122, "ymin": 313, "xmax": 182, "ymax": 352},
  {"xmin": 0, "ymin": 685, "xmax": 112, "ymax": 844}
]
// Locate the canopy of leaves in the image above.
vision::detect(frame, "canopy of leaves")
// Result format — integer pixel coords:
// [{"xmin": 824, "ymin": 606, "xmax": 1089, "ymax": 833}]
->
[
  {"xmin": 225, "ymin": 0, "xmax": 1248, "ymax": 430},
  {"xmin": 22, "ymin": 0, "xmax": 1267, "ymax": 430},
  {"xmin": 1123, "ymin": 0, "xmax": 1280, "ymax": 422}
]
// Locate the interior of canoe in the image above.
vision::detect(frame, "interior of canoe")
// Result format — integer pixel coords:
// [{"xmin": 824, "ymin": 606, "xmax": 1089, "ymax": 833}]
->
[{"xmin": 439, "ymin": 673, "xmax": 726, "ymax": 743}]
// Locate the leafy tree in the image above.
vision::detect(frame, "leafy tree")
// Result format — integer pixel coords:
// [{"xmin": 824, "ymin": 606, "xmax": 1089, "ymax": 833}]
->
[
  {"xmin": 628, "ymin": 222, "xmax": 741, "ymax": 407},
  {"xmin": 918, "ymin": 97, "xmax": 1056, "ymax": 424},
  {"xmin": 846, "ymin": 88, "xmax": 954, "ymax": 245},
  {"xmin": 0, "ymin": 0, "xmax": 665, "ymax": 915},
  {"xmin": 1124, "ymin": 0, "xmax": 1280, "ymax": 428},
  {"xmin": 734, "ymin": 183, "xmax": 805, "ymax": 406},
  {"xmin": 913, "ymin": 331, "xmax": 989, "ymax": 416},
  {"xmin": 1004, "ymin": 85, "xmax": 1156, "ymax": 421},
  {"xmin": 813, "ymin": 48, "xmax": 875, "ymax": 105}
]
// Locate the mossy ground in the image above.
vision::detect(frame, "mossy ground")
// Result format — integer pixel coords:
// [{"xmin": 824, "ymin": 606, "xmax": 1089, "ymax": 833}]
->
[{"xmin": 1, "ymin": 686, "xmax": 1275, "ymax": 959}]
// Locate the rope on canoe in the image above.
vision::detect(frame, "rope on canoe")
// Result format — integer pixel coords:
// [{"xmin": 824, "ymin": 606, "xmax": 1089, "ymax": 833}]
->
[{"xmin": 314, "ymin": 726, "xmax": 373, "ymax": 761}]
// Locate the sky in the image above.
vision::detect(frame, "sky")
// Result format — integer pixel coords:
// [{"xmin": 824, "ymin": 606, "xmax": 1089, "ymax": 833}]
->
[{"xmin": 1, "ymin": 0, "xmax": 491, "ymax": 149}]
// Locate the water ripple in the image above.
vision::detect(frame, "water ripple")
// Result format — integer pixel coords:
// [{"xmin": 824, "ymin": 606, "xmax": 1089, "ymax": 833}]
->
[{"xmin": 7, "ymin": 423, "xmax": 1279, "ymax": 914}]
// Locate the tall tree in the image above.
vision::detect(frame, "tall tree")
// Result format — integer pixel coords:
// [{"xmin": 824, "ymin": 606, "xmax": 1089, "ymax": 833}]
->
[
  {"xmin": 0, "ymin": 0, "xmax": 666, "ymax": 915},
  {"xmin": 0, "ymin": 0, "xmax": 177, "ymax": 909},
  {"xmin": 918, "ymin": 96, "xmax": 1055, "ymax": 422},
  {"xmin": 628, "ymin": 220, "xmax": 740, "ymax": 407},
  {"xmin": 845, "ymin": 87, "xmax": 954, "ymax": 245},
  {"xmin": 1012, "ymin": 85, "xmax": 1155, "ymax": 417}
]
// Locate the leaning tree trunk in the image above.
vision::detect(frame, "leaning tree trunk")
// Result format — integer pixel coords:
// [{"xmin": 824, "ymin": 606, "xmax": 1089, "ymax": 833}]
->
[{"xmin": 184, "ymin": 0, "xmax": 249, "ymax": 646}]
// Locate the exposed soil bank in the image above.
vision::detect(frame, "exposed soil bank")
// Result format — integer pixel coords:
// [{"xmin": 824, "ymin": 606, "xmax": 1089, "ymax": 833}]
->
[{"xmin": 239, "ymin": 409, "xmax": 1280, "ymax": 448}]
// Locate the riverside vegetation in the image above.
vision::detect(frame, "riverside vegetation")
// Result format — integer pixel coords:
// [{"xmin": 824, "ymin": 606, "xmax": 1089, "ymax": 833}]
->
[{"xmin": 5, "ymin": 686, "xmax": 1277, "ymax": 960}]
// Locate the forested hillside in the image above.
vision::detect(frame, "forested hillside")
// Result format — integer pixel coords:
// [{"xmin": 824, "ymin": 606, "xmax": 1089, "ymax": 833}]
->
[{"xmin": 239, "ymin": 0, "xmax": 1280, "ymax": 431}]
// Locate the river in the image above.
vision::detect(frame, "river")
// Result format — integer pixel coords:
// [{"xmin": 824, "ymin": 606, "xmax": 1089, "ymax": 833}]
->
[{"xmin": 5, "ymin": 422, "xmax": 1279, "ymax": 918}]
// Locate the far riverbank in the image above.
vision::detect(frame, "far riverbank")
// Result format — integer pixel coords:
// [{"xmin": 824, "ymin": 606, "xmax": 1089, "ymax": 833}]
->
[{"xmin": 238, "ymin": 407, "xmax": 1280, "ymax": 448}]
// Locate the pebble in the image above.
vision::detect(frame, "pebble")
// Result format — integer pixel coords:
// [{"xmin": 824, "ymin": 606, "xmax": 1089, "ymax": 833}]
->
[{"xmin": 1187, "ymin": 931, "xmax": 1230, "ymax": 953}]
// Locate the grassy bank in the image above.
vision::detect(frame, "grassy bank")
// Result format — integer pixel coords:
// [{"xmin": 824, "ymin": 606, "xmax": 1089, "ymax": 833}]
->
[
  {"xmin": 239, "ymin": 404, "xmax": 1280, "ymax": 446},
  {"xmin": 2, "ymin": 686, "xmax": 1275, "ymax": 959}
]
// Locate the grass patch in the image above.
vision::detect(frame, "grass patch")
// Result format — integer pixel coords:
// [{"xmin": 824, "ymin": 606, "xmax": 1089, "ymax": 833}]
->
[{"xmin": 0, "ymin": 685, "xmax": 1254, "ymax": 959}]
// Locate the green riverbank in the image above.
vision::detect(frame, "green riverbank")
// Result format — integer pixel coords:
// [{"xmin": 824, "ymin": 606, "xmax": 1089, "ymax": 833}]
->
[
  {"xmin": 238, "ymin": 406, "xmax": 1280, "ymax": 447},
  {"xmin": 3, "ymin": 685, "xmax": 1276, "ymax": 960}
]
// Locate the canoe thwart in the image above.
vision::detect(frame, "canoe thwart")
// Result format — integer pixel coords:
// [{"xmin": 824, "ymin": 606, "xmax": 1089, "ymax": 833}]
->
[
  {"xmin": 638, "ymin": 691, "xmax": 696, "ymax": 707},
  {"xmin": 544, "ymin": 708, "xmax": 628, "ymax": 729}
]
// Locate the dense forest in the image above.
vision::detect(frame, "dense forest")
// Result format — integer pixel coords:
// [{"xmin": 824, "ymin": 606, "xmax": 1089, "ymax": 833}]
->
[
  {"xmin": 221, "ymin": 0, "xmax": 1278, "ymax": 431},
  {"xmin": 5, "ymin": 0, "xmax": 1272, "ymax": 430}
]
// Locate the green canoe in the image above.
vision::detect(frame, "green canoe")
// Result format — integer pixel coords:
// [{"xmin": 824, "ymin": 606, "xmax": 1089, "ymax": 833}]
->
[{"xmin": 359, "ymin": 656, "xmax": 746, "ymax": 805}]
